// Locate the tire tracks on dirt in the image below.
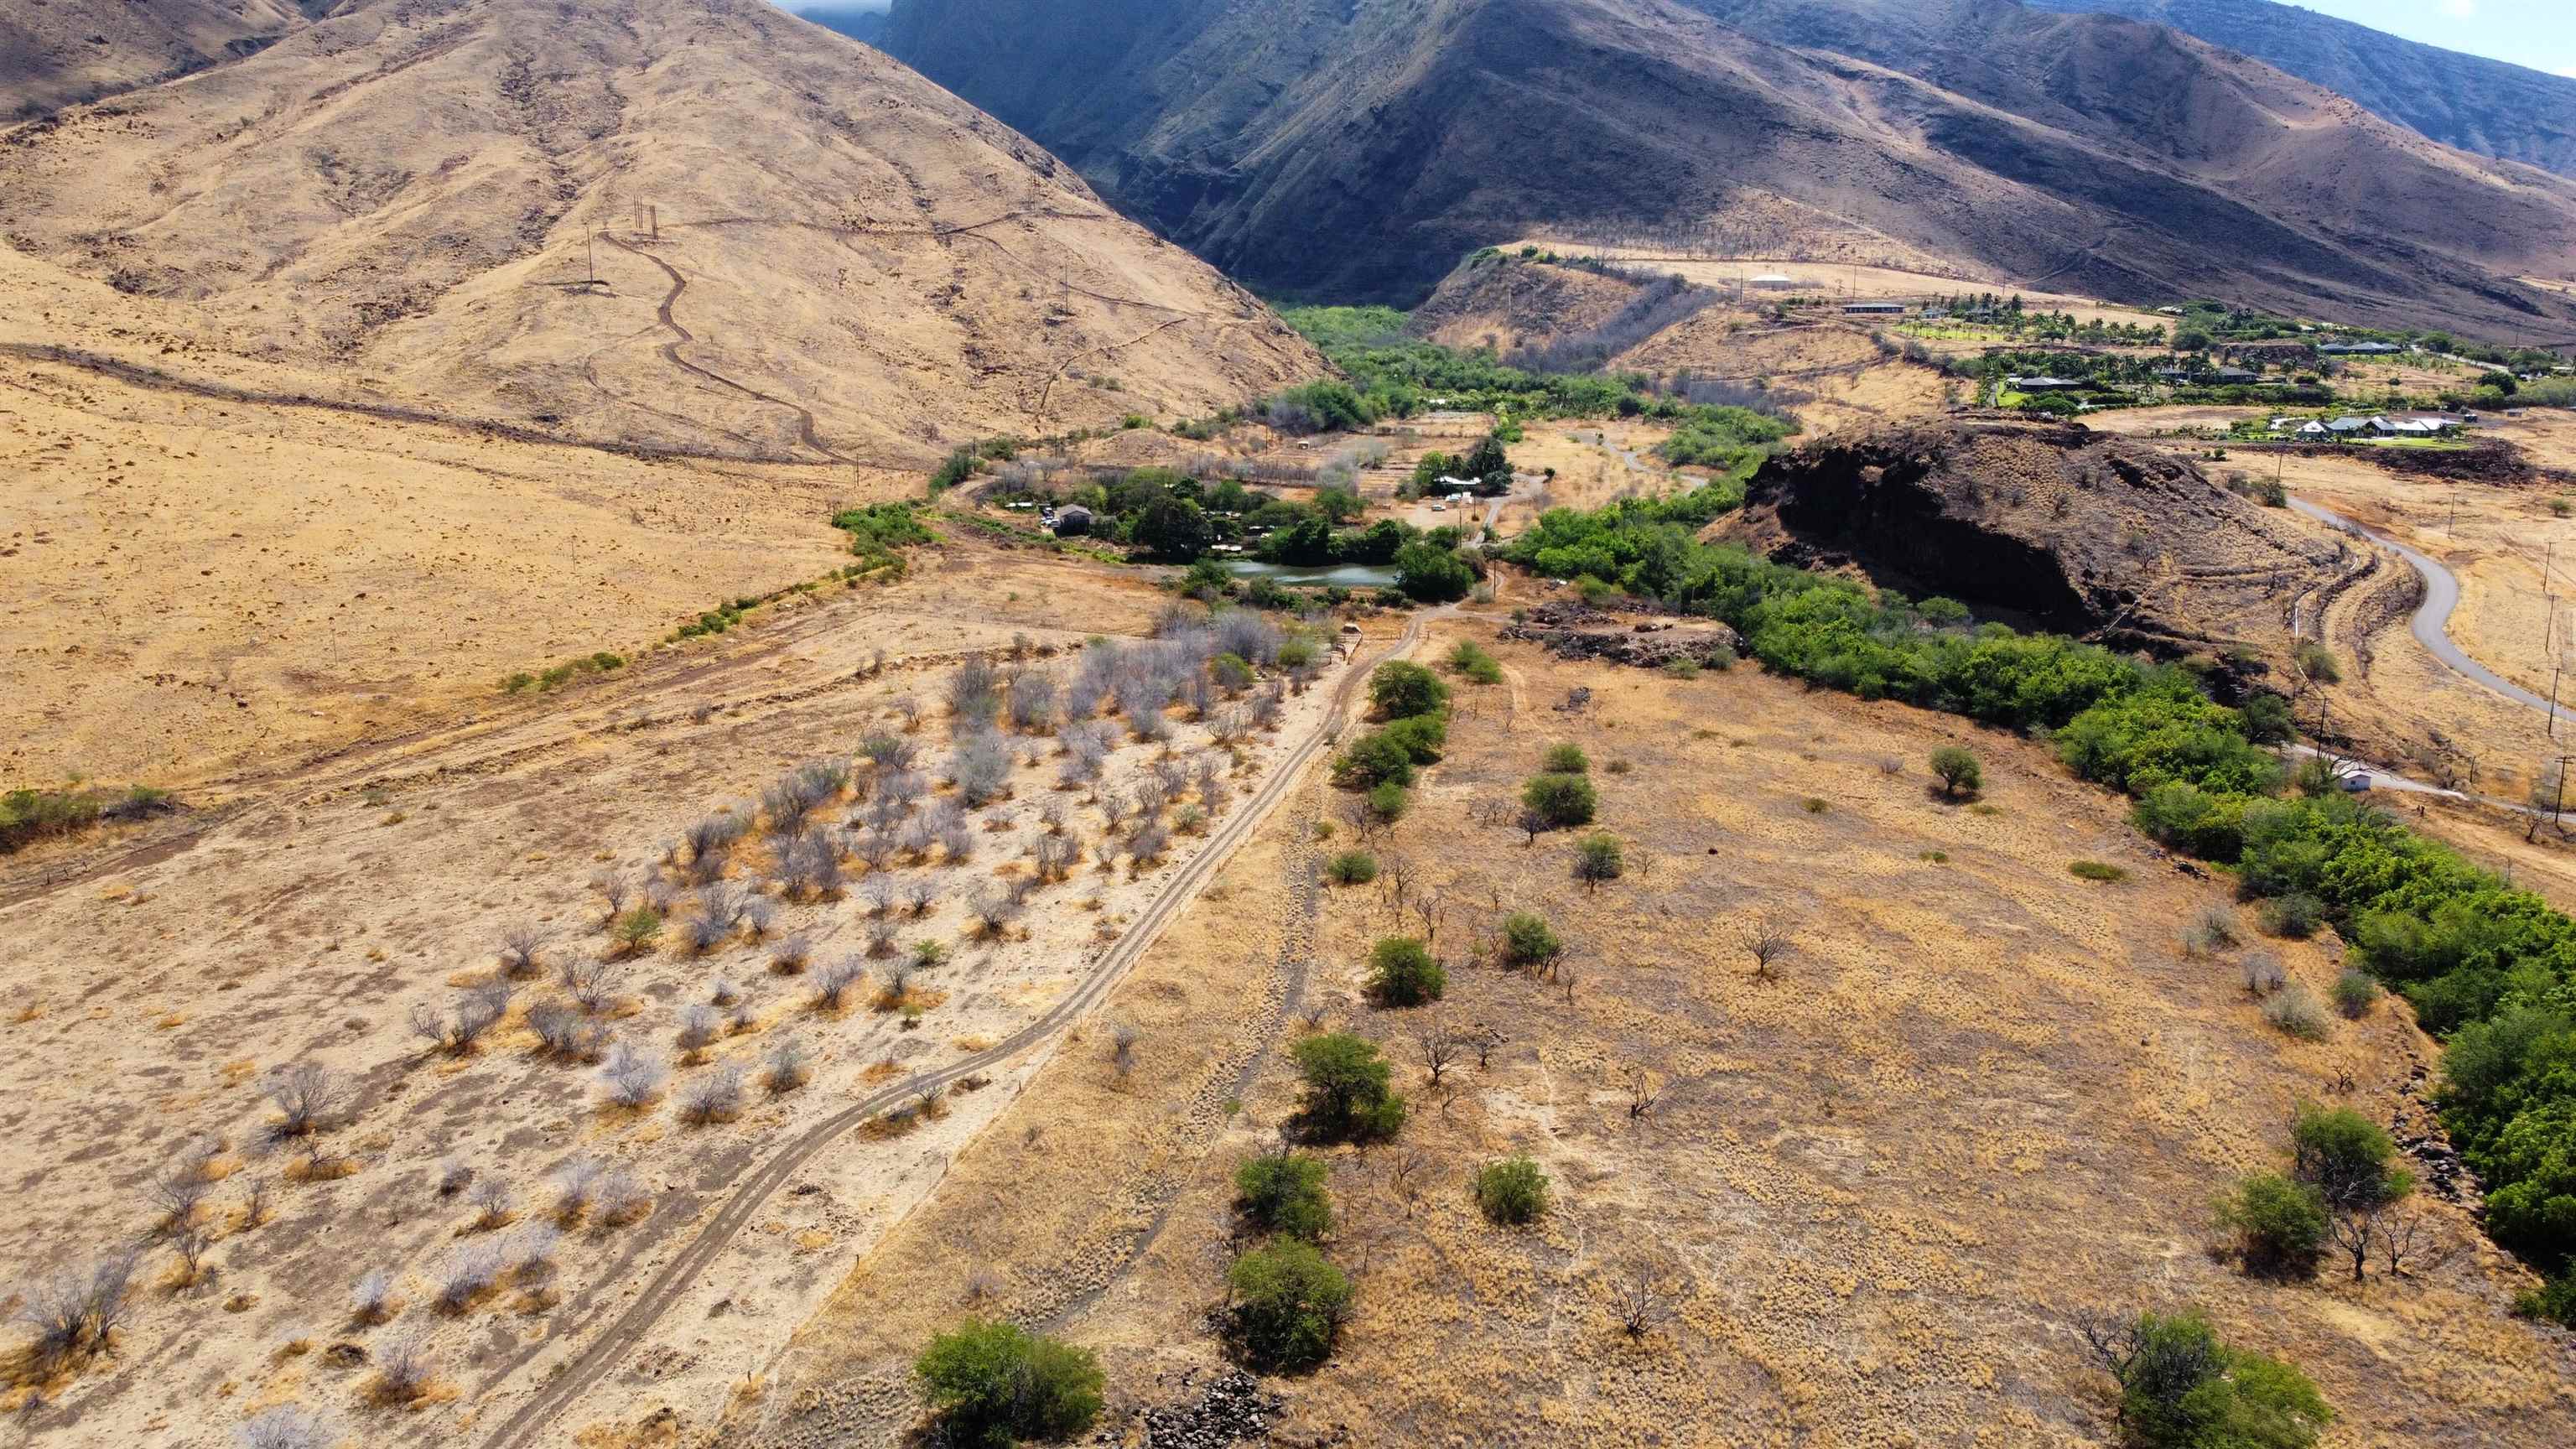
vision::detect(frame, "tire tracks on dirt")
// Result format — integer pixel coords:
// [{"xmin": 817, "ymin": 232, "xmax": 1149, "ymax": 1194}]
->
[{"xmin": 475, "ymin": 614, "xmax": 1432, "ymax": 1449}]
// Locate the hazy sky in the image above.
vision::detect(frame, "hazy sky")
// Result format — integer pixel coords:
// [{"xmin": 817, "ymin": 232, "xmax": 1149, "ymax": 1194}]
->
[{"xmin": 2275, "ymin": 2, "xmax": 2576, "ymax": 73}]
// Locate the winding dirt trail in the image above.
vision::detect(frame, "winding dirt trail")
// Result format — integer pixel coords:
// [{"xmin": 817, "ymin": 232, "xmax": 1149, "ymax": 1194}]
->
[
  {"xmin": 598, "ymin": 234, "xmax": 851, "ymax": 465},
  {"xmin": 475, "ymin": 612, "xmax": 1434, "ymax": 1449},
  {"xmin": 2288, "ymin": 495, "xmax": 2558, "ymax": 719}
]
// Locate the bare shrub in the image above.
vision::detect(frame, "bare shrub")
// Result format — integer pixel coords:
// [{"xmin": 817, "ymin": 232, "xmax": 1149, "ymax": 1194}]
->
[
  {"xmin": 468, "ymin": 1177, "xmax": 514, "ymax": 1230},
  {"xmin": 263, "ymin": 1062, "xmax": 350, "ymax": 1140},
  {"xmin": 2264, "ymin": 983, "xmax": 2332, "ymax": 1040},
  {"xmin": 678, "ymin": 1067, "xmax": 746, "ymax": 1125},
  {"xmin": 739, "ymin": 898, "xmax": 776, "ymax": 940},
  {"xmin": 764, "ymin": 1037, "xmax": 813, "ymax": 1094},
  {"xmin": 371, "ymin": 1334, "xmax": 435, "ymax": 1403},
  {"xmin": 1612, "ymin": 1265, "xmax": 1675, "ymax": 1339},
  {"xmin": 149, "ymin": 1167, "xmax": 211, "ymax": 1234},
  {"xmin": 17, "ymin": 1252, "xmax": 139, "ymax": 1366},
  {"xmin": 435, "ymin": 1160, "xmax": 473, "ymax": 1199},
  {"xmin": 594, "ymin": 874, "xmax": 632, "ymax": 922},
  {"xmin": 413, "ymin": 979, "xmax": 509, "ymax": 1056},
  {"xmin": 813, "ymin": 959, "xmax": 865, "ymax": 1012},
  {"xmin": 236, "ymin": 1405, "xmax": 332, "ymax": 1449},
  {"xmin": 1035, "ymin": 833, "xmax": 1078, "ymax": 882},
  {"xmin": 497, "ymin": 923, "xmax": 545, "ymax": 979},
  {"xmin": 550, "ymin": 1158, "xmax": 605, "ymax": 1223},
  {"xmin": 968, "ymin": 887, "xmax": 1024, "ymax": 941},
  {"xmin": 1007, "ymin": 671, "xmax": 1059, "ymax": 733},
  {"xmin": 597, "ymin": 1168, "xmax": 652, "ymax": 1224},
  {"xmin": 599, "ymin": 1044, "xmax": 667, "ymax": 1109},
  {"xmin": 676, "ymin": 1004, "xmax": 720, "ymax": 1057},
  {"xmin": 683, "ymin": 811, "xmax": 749, "ymax": 883},
  {"xmin": 1735, "ymin": 916, "xmax": 1792, "ymax": 982},
  {"xmin": 867, "ymin": 918, "xmax": 900, "ymax": 958},
  {"xmin": 240, "ymin": 1174, "xmax": 274, "ymax": 1228},
  {"xmin": 903, "ymin": 878, "xmax": 938, "ymax": 916},
  {"xmin": 528, "ymin": 999, "xmax": 609, "ymax": 1062},
  {"xmin": 709, "ymin": 976, "xmax": 741, "ymax": 1008},
  {"xmin": 1110, "ymin": 1023, "xmax": 1140, "ymax": 1083},
  {"xmin": 875, "ymin": 962, "xmax": 917, "ymax": 1012},
  {"xmin": 434, "ymin": 1244, "xmax": 502, "ymax": 1313},
  {"xmin": 509, "ymin": 1224, "xmax": 563, "ymax": 1280},
  {"xmin": 948, "ymin": 655, "xmax": 1005, "ymax": 726},
  {"xmin": 350, "ymin": 1268, "xmax": 394, "ymax": 1325},
  {"xmin": 766, "ymin": 761, "xmax": 849, "ymax": 828},
  {"xmin": 1128, "ymin": 820, "xmax": 1171, "ymax": 867},
  {"xmin": 681, "ymin": 911, "xmax": 731, "ymax": 957},
  {"xmin": 1414, "ymin": 1015, "xmax": 1461, "ymax": 1086},
  {"xmin": 168, "ymin": 1227, "xmax": 212, "ymax": 1283},
  {"xmin": 564, "ymin": 958, "xmax": 619, "ymax": 1015},
  {"xmin": 771, "ymin": 933, "xmax": 813, "ymax": 975},
  {"xmin": 860, "ymin": 875, "xmax": 897, "ymax": 917},
  {"xmin": 2241, "ymin": 952, "xmax": 2288, "ymax": 995},
  {"xmin": 860, "ymin": 733, "xmax": 918, "ymax": 772}
]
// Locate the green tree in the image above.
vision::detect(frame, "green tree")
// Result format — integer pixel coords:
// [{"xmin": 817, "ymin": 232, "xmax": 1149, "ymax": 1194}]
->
[
  {"xmin": 1368, "ymin": 660, "xmax": 1451, "ymax": 719},
  {"xmin": 1542, "ymin": 743, "xmax": 1590, "ymax": 774},
  {"xmin": 1502, "ymin": 911, "xmax": 1562, "ymax": 970},
  {"xmin": 2215, "ymin": 1172, "xmax": 2328, "ymax": 1277},
  {"xmin": 1573, "ymin": 833, "xmax": 1625, "ymax": 891},
  {"xmin": 1929, "ymin": 746, "xmax": 1983, "ymax": 798},
  {"xmin": 913, "ymin": 1319, "xmax": 1105, "ymax": 1448},
  {"xmin": 1233, "ymin": 1152, "xmax": 1332, "ymax": 1241},
  {"xmin": 2088, "ymin": 1310, "xmax": 2331, "ymax": 1449},
  {"xmin": 2289, "ymin": 1102, "xmax": 2410, "ymax": 1210},
  {"xmin": 1462, "ymin": 433, "xmax": 1511, "ymax": 491},
  {"xmin": 1291, "ymin": 1033, "xmax": 1405, "ymax": 1140},
  {"xmin": 1394, "ymin": 543, "xmax": 1476, "ymax": 603},
  {"xmin": 1226, "ymin": 1239, "xmax": 1353, "ymax": 1373},
  {"xmin": 1367, "ymin": 937, "xmax": 1447, "ymax": 1007},
  {"xmin": 1332, "ymin": 731, "xmax": 1415, "ymax": 789},
  {"xmin": 1135, "ymin": 495, "xmax": 1213, "ymax": 562},
  {"xmin": 1473, "ymin": 1155, "xmax": 1550, "ymax": 1224},
  {"xmin": 1520, "ymin": 772, "xmax": 1598, "ymax": 829},
  {"xmin": 1315, "ymin": 486, "xmax": 1365, "ymax": 523}
]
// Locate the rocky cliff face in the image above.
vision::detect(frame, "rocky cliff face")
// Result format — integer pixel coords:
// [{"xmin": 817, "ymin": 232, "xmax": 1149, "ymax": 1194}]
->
[{"xmin": 1727, "ymin": 418, "xmax": 2355, "ymax": 652}]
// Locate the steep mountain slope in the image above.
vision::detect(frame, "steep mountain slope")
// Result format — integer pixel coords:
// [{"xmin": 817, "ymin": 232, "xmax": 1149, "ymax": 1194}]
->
[
  {"xmin": 880, "ymin": 0, "xmax": 2576, "ymax": 337},
  {"xmin": 0, "ymin": 0, "xmax": 1319, "ymax": 464},
  {"xmin": 0, "ymin": 0, "xmax": 320, "ymax": 120},
  {"xmin": 2022, "ymin": 0, "xmax": 2576, "ymax": 179},
  {"xmin": 796, "ymin": 5, "xmax": 892, "ymax": 47}
]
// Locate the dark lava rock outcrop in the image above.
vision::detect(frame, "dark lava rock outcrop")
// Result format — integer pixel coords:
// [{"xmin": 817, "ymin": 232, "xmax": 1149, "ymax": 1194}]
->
[{"xmin": 1726, "ymin": 418, "xmax": 2355, "ymax": 655}]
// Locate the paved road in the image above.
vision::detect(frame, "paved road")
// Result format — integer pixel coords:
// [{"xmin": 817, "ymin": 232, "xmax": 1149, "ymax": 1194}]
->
[
  {"xmin": 2286, "ymin": 496, "xmax": 2558, "ymax": 719},
  {"xmin": 475, "ymin": 613, "xmax": 1432, "ymax": 1449}
]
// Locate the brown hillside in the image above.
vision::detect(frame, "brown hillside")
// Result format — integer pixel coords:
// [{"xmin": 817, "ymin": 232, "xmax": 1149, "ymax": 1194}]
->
[
  {"xmin": 0, "ymin": 0, "xmax": 314, "ymax": 120},
  {"xmin": 0, "ymin": 0, "xmax": 1321, "ymax": 465}
]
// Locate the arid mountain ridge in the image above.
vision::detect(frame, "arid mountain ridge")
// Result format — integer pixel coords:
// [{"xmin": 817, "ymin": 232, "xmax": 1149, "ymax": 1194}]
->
[
  {"xmin": 2023, "ymin": 0, "xmax": 2576, "ymax": 180},
  {"xmin": 880, "ymin": 0, "xmax": 2576, "ymax": 339},
  {"xmin": 0, "ymin": 0, "xmax": 1319, "ymax": 464}
]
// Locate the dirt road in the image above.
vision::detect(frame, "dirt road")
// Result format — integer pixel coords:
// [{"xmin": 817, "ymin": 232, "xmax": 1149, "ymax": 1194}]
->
[{"xmin": 2288, "ymin": 496, "xmax": 2560, "ymax": 719}]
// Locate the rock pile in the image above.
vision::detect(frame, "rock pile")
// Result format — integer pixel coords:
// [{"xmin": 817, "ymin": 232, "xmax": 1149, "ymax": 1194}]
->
[
  {"xmin": 1502, "ymin": 601, "xmax": 1741, "ymax": 671},
  {"xmin": 1102, "ymin": 1368, "xmax": 1285, "ymax": 1447}
]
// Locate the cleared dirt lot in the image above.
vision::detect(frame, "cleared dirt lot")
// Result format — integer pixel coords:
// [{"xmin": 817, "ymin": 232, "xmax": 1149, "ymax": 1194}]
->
[{"xmin": 754, "ymin": 621, "xmax": 2576, "ymax": 1449}]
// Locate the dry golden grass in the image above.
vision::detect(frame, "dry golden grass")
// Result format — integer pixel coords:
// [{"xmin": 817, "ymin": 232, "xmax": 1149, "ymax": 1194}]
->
[{"xmin": 758, "ymin": 621, "xmax": 2571, "ymax": 1448}]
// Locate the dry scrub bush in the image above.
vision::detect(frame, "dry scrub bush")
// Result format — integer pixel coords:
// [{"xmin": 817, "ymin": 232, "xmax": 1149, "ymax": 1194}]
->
[
  {"xmin": 370, "ymin": 1334, "xmax": 435, "ymax": 1404},
  {"xmin": 497, "ymin": 923, "xmax": 545, "ymax": 979},
  {"xmin": 510, "ymin": 1224, "xmax": 562, "ymax": 1281},
  {"xmin": 528, "ymin": 1000, "xmax": 609, "ymax": 1062},
  {"xmin": 676, "ymin": 1005, "xmax": 720, "ymax": 1057},
  {"xmin": 764, "ymin": 1038, "xmax": 813, "ymax": 1095},
  {"xmin": 350, "ymin": 1268, "xmax": 394, "ymax": 1325},
  {"xmin": 435, "ymin": 1160, "xmax": 473, "ymax": 1198},
  {"xmin": 566, "ymin": 959, "xmax": 623, "ymax": 1014},
  {"xmin": 550, "ymin": 1159, "xmax": 605, "ymax": 1223},
  {"xmin": 678, "ymin": 1067, "xmax": 746, "ymax": 1125},
  {"xmin": 16, "ymin": 1251, "xmax": 139, "ymax": 1368},
  {"xmin": 599, "ymin": 1044, "xmax": 667, "ymax": 1109},
  {"xmin": 2241, "ymin": 953, "xmax": 2288, "ymax": 996},
  {"xmin": 2265, "ymin": 984, "xmax": 2333, "ymax": 1041},
  {"xmin": 236, "ymin": 1405, "xmax": 331, "ymax": 1449},
  {"xmin": 771, "ymin": 934, "xmax": 813, "ymax": 974},
  {"xmin": 435, "ymin": 1244, "xmax": 502, "ymax": 1313},
  {"xmin": 262, "ymin": 1062, "xmax": 349, "ymax": 1140},
  {"xmin": 468, "ymin": 1178, "xmax": 514, "ymax": 1230},
  {"xmin": 813, "ymin": 959, "xmax": 865, "ymax": 1012}
]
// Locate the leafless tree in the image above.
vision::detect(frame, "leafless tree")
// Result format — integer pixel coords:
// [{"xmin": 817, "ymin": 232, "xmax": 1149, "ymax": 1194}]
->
[
  {"xmin": 435, "ymin": 1244, "xmax": 501, "ymax": 1312},
  {"xmin": 263, "ymin": 1062, "xmax": 350, "ymax": 1140},
  {"xmin": 168, "ymin": 1227, "xmax": 211, "ymax": 1283},
  {"xmin": 498, "ymin": 923, "xmax": 545, "ymax": 979},
  {"xmin": 1736, "ymin": 917, "xmax": 1792, "ymax": 982},
  {"xmin": 372, "ymin": 1334, "xmax": 436, "ymax": 1403},
  {"xmin": 1612, "ymin": 1265, "xmax": 1675, "ymax": 1339},
  {"xmin": 903, "ymin": 878, "xmax": 939, "ymax": 916},
  {"xmin": 1628, "ymin": 1068, "xmax": 1665, "ymax": 1120},
  {"xmin": 1472, "ymin": 1025, "xmax": 1505, "ymax": 1069},
  {"xmin": 599, "ymin": 1044, "xmax": 667, "ymax": 1109},
  {"xmin": 2377, "ymin": 1206, "xmax": 2457, "ymax": 1280},
  {"xmin": 566, "ymin": 959, "xmax": 621, "ymax": 1015},
  {"xmin": 528, "ymin": 999, "xmax": 608, "ymax": 1062},
  {"xmin": 813, "ymin": 959, "xmax": 865, "ymax": 1012},
  {"xmin": 675, "ymin": 1004, "xmax": 720, "ymax": 1058},
  {"xmin": 594, "ymin": 873, "xmax": 632, "ymax": 923},
  {"xmin": 148, "ymin": 1167, "xmax": 210, "ymax": 1235},
  {"xmin": 1110, "ymin": 1024, "xmax": 1141, "ymax": 1083},
  {"xmin": 436, "ymin": 1159, "xmax": 473, "ymax": 1198},
  {"xmin": 550, "ymin": 1158, "xmax": 605, "ymax": 1223},
  {"xmin": 1388, "ymin": 1147, "xmax": 1427, "ymax": 1218},
  {"xmin": 468, "ymin": 1177, "xmax": 514, "ymax": 1230},
  {"xmin": 240, "ymin": 1173, "xmax": 274, "ymax": 1228},
  {"xmin": 1414, "ymin": 1015, "xmax": 1462, "ymax": 1086},
  {"xmin": 968, "ymin": 887, "xmax": 1024, "ymax": 941},
  {"xmin": 771, "ymin": 933, "xmax": 813, "ymax": 974}
]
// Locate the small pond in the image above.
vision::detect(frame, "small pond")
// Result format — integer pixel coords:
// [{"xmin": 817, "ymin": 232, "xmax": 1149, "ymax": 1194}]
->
[{"xmin": 1223, "ymin": 560, "xmax": 1401, "ymax": 589}]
